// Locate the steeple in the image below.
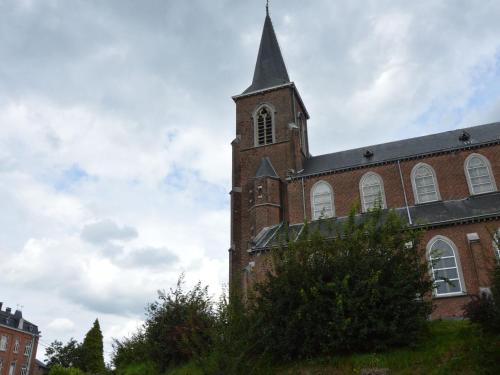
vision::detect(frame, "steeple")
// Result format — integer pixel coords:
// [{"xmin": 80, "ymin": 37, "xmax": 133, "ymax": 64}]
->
[{"xmin": 242, "ymin": 9, "xmax": 290, "ymax": 94}]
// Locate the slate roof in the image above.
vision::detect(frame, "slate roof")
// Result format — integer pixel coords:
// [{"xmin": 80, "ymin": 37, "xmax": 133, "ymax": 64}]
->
[
  {"xmin": 255, "ymin": 157, "xmax": 279, "ymax": 178},
  {"xmin": 242, "ymin": 13, "xmax": 290, "ymax": 95},
  {"xmin": 0, "ymin": 303, "xmax": 39, "ymax": 334},
  {"xmin": 251, "ymin": 191, "xmax": 500, "ymax": 251},
  {"xmin": 295, "ymin": 122, "xmax": 500, "ymax": 178}
]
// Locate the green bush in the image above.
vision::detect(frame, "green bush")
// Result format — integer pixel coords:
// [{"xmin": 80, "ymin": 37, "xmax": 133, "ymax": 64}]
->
[
  {"xmin": 48, "ymin": 365, "xmax": 87, "ymax": 375},
  {"xmin": 250, "ymin": 208, "xmax": 433, "ymax": 361},
  {"xmin": 465, "ymin": 264, "xmax": 500, "ymax": 333},
  {"xmin": 112, "ymin": 275, "xmax": 215, "ymax": 373}
]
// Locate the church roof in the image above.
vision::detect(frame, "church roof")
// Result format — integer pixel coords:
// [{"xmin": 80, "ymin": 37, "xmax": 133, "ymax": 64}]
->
[
  {"xmin": 255, "ymin": 157, "xmax": 279, "ymax": 178},
  {"xmin": 242, "ymin": 12, "xmax": 290, "ymax": 95},
  {"xmin": 296, "ymin": 122, "xmax": 500, "ymax": 178},
  {"xmin": 251, "ymin": 191, "xmax": 500, "ymax": 251}
]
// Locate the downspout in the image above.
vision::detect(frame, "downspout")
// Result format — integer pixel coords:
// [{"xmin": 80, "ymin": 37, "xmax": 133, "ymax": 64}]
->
[
  {"xmin": 301, "ymin": 177, "xmax": 306, "ymax": 220},
  {"xmin": 397, "ymin": 160, "xmax": 412, "ymax": 225}
]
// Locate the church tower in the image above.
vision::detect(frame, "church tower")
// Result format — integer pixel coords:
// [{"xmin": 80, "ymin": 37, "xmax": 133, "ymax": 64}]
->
[{"xmin": 229, "ymin": 6, "xmax": 310, "ymax": 291}]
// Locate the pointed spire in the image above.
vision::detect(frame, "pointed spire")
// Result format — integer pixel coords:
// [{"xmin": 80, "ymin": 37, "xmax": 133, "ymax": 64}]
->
[{"xmin": 242, "ymin": 8, "xmax": 290, "ymax": 94}]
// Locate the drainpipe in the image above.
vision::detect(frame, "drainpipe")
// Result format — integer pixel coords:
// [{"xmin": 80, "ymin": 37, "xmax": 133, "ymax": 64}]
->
[
  {"xmin": 301, "ymin": 177, "xmax": 306, "ymax": 220},
  {"xmin": 397, "ymin": 160, "xmax": 412, "ymax": 225}
]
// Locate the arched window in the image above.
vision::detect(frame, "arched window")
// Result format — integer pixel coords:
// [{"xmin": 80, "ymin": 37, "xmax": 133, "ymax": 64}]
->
[
  {"xmin": 254, "ymin": 105, "xmax": 274, "ymax": 146},
  {"xmin": 311, "ymin": 181, "xmax": 334, "ymax": 220},
  {"xmin": 411, "ymin": 163, "xmax": 440, "ymax": 204},
  {"xmin": 428, "ymin": 236, "xmax": 465, "ymax": 296},
  {"xmin": 359, "ymin": 172, "xmax": 386, "ymax": 212},
  {"xmin": 465, "ymin": 153, "xmax": 496, "ymax": 195}
]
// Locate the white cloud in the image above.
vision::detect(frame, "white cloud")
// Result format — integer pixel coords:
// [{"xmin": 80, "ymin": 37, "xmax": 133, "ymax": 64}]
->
[{"xmin": 0, "ymin": 0, "xmax": 499, "ymax": 363}]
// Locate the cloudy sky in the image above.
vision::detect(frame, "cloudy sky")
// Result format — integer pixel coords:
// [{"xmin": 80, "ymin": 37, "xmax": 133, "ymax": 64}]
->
[{"xmin": 1, "ymin": 0, "xmax": 500, "ymax": 362}]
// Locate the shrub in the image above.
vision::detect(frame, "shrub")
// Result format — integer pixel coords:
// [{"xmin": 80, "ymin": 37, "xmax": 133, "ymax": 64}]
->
[
  {"xmin": 465, "ymin": 264, "xmax": 500, "ymax": 333},
  {"xmin": 112, "ymin": 275, "xmax": 215, "ymax": 373},
  {"xmin": 48, "ymin": 365, "xmax": 87, "ymax": 375},
  {"xmin": 250, "ymin": 208, "xmax": 433, "ymax": 361}
]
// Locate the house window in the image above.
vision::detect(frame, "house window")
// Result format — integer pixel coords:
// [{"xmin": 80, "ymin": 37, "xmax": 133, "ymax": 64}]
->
[
  {"xmin": 359, "ymin": 172, "xmax": 386, "ymax": 212},
  {"xmin": 465, "ymin": 154, "xmax": 496, "ymax": 195},
  {"xmin": 311, "ymin": 181, "xmax": 334, "ymax": 220},
  {"xmin": 412, "ymin": 163, "xmax": 440, "ymax": 203},
  {"xmin": 13, "ymin": 338, "xmax": 19, "ymax": 353},
  {"xmin": 0, "ymin": 335, "xmax": 7, "ymax": 351},
  {"xmin": 21, "ymin": 367, "xmax": 28, "ymax": 375},
  {"xmin": 428, "ymin": 236, "xmax": 464, "ymax": 296},
  {"xmin": 0, "ymin": 359, "xmax": 3, "ymax": 374},
  {"xmin": 8, "ymin": 362, "xmax": 15, "ymax": 375},
  {"xmin": 255, "ymin": 105, "xmax": 274, "ymax": 146},
  {"xmin": 24, "ymin": 341, "xmax": 32, "ymax": 357}
]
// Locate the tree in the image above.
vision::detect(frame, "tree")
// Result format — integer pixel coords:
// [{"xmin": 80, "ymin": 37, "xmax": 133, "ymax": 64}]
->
[
  {"xmin": 249, "ymin": 208, "xmax": 434, "ymax": 360},
  {"xmin": 45, "ymin": 338, "xmax": 82, "ymax": 369},
  {"xmin": 145, "ymin": 275, "xmax": 215, "ymax": 371},
  {"xmin": 79, "ymin": 319, "xmax": 106, "ymax": 374}
]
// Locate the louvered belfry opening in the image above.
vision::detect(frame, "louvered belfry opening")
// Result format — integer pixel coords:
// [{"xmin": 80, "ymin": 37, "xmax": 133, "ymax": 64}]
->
[{"xmin": 257, "ymin": 107, "xmax": 273, "ymax": 145}]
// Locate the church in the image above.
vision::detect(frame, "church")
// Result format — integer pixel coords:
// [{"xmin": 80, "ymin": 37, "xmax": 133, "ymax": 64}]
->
[{"xmin": 229, "ymin": 8, "xmax": 500, "ymax": 318}]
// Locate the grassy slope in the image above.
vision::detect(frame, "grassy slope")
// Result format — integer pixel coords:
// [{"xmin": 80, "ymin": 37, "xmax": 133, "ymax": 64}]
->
[{"xmin": 167, "ymin": 321, "xmax": 500, "ymax": 375}]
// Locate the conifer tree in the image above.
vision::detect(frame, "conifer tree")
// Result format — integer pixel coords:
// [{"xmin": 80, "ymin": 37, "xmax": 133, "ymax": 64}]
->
[{"xmin": 80, "ymin": 319, "xmax": 106, "ymax": 374}]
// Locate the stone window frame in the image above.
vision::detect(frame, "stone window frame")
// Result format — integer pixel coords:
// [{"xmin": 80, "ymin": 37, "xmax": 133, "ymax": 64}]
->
[
  {"xmin": 411, "ymin": 162, "xmax": 441, "ymax": 204},
  {"xmin": 252, "ymin": 103, "xmax": 276, "ymax": 147},
  {"xmin": 493, "ymin": 228, "xmax": 500, "ymax": 262},
  {"xmin": 427, "ymin": 235, "xmax": 466, "ymax": 298},
  {"xmin": 359, "ymin": 171, "xmax": 387, "ymax": 212},
  {"xmin": 464, "ymin": 153, "xmax": 497, "ymax": 196},
  {"xmin": 0, "ymin": 335, "xmax": 7, "ymax": 351},
  {"xmin": 23, "ymin": 340, "xmax": 32, "ymax": 357},
  {"xmin": 310, "ymin": 180, "xmax": 335, "ymax": 220}
]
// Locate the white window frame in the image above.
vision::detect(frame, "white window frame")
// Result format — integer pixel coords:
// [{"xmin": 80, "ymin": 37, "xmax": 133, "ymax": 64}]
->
[
  {"xmin": 21, "ymin": 367, "xmax": 28, "ymax": 375},
  {"xmin": 253, "ymin": 104, "xmax": 276, "ymax": 147},
  {"xmin": 411, "ymin": 162, "xmax": 441, "ymax": 204},
  {"xmin": 8, "ymin": 362, "xmax": 15, "ymax": 375},
  {"xmin": 493, "ymin": 228, "xmax": 500, "ymax": 261},
  {"xmin": 24, "ymin": 341, "xmax": 32, "ymax": 357},
  {"xmin": 0, "ymin": 335, "xmax": 7, "ymax": 351},
  {"xmin": 359, "ymin": 172, "xmax": 387, "ymax": 212},
  {"xmin": 427, "ymin": 235, "xmax": 466, "ymax": 297},
  {"xmin": 464, "ymin": 153, "xmax": 497, "ymax": 195},
  {"xmin": 310, "ymin": 180, "xmax": 335, "ymax": 220},
  {"xmin": 13, "ymin": 338, "xmax": 19, "ymax": 353}
]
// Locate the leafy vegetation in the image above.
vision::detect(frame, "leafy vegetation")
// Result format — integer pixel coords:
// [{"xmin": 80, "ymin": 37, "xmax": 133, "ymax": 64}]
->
[
  {"xmin": 45, "ymin": 319, "xmax": 107, "ymax": 374},
  {"xmin": 248, "ymin": 209, "xmax": 433, "ymax": 361}
]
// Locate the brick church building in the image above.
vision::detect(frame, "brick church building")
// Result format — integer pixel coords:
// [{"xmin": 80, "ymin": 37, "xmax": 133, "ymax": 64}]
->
[{"xmin": 229, "ymin": 8, "xmax": 500, "ymax": 318}]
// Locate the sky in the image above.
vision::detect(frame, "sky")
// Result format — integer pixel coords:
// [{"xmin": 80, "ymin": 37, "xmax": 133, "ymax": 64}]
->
[{"xmin": 1, "ymin": 0, "xmax": 500, "ymax": 363}]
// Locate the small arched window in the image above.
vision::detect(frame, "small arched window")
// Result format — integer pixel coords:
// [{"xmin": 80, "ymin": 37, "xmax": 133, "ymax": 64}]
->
[
  {"xmin": 311, "ymin": 181, "xmax": 334, "ymax": 220},
  {"xmin": 359, "ymin": 172, "xmax": 386, "ymax": 212},
  {"xmin": 254, "ymin": 105, "xmax": 274, "ymax": 146},
  {"xmin": 411, "ymin": 163, "xmax": 440, "ymax": 204},
  {"xmin": 465, "ymin": 153, "xmax": 496, "ymax": 195},
  {"xmin": 428, "ymin": 236, "xmax": 465, "ymax": 296}
]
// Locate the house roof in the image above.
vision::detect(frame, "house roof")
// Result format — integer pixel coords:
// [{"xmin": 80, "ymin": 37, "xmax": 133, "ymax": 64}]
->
[
  {"xmin": 242, "ymin": 12, "xmax": 290, "ymax": 95},
  {"xmin": 0, "ymin": 303, "xmax": 39, "ymax": 335},
  {"xmin": 255, "ymin": 157, "xmax": 279, "ymax": 178},
  {"xmin": 251, "ymin": 191, "xmax": 500, "ymax": 251},
  {"xmin": 295, "ymin": 122, "xmax": 500, "ymax": 178}
]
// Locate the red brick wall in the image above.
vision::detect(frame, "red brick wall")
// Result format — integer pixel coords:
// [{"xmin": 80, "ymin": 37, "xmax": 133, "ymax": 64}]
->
[
  {"xmin": 230, "ymin": 83, "xmax": 500, "ymax": 319},
  {"xmin": 0, "ymin": 325, "xmax": 39, "ymax": 375},
  {"xmin": 288, "ymin": 145, "xmax": 500, "ymax": 223}
]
